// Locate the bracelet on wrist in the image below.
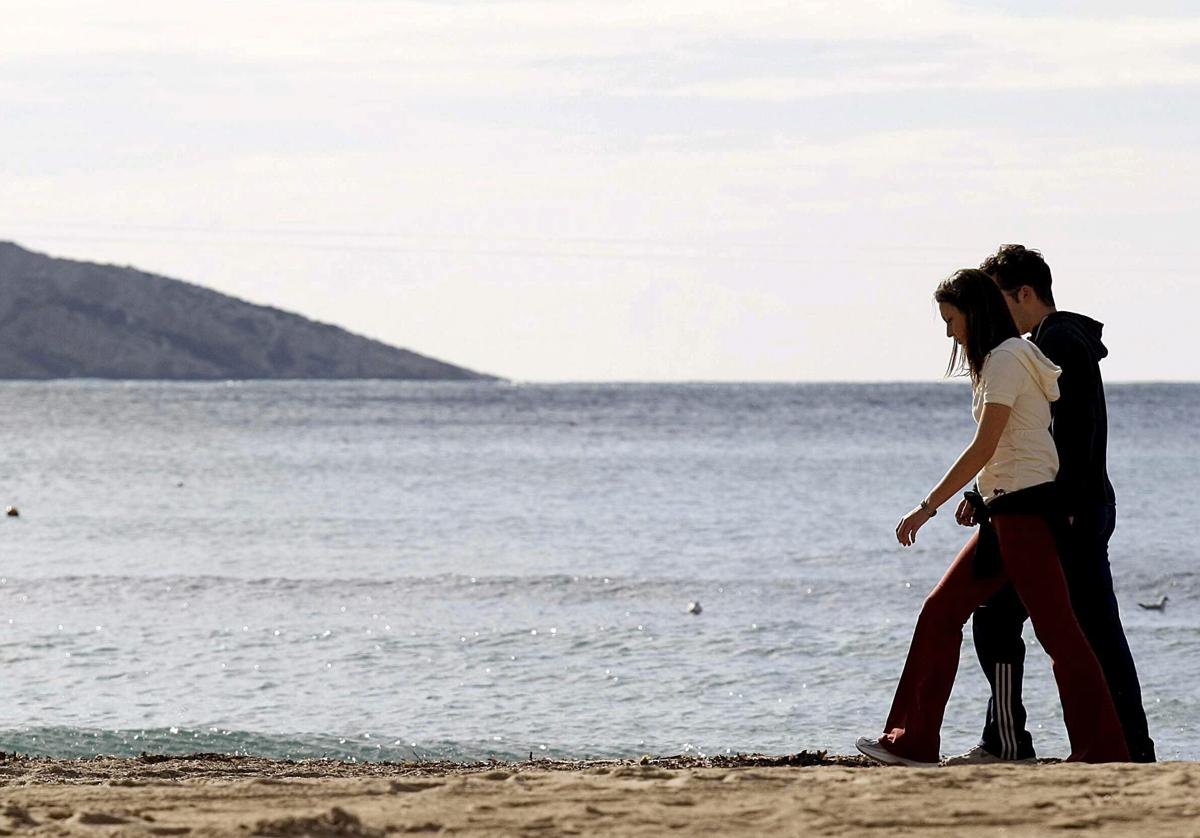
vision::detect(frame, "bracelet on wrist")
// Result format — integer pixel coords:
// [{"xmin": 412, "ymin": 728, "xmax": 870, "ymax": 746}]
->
[{"xmin": 920, "ymin": 499, "xmax": 937, "ymax": 517}]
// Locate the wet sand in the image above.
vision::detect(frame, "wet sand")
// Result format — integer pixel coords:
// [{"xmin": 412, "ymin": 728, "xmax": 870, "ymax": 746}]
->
[{"xmin": 0, "ymin": 752, "xmax": 1196, "ymax": 836}]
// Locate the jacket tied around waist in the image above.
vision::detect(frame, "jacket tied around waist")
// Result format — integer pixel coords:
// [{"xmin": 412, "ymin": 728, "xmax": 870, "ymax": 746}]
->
[{"xmin": 964, "ymin": 482, "xmax": 1070, "ymax": 578}]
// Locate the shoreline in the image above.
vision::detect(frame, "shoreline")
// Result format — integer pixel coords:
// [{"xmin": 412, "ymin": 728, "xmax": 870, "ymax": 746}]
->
[{"xmin": 0, "ymin": 753, "xmax": 1195, "ymax": 836}]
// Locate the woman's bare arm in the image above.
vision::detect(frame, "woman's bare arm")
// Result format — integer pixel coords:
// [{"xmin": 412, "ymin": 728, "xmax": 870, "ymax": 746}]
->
[
  {"xmin": 924, "ymin": 402, "xmax": 1011, "ymax": 510},
  {"xmin": 895, "ymin": 402, "xmax": 1011, "ymax": 546}
]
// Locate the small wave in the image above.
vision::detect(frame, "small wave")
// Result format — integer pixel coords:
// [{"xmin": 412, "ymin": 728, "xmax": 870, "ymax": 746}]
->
[
  {"xmin": 0, "ymin": 573, "xmax": 852, "ymax": 616},
  {"xmin": 0, "ymin": 726, "xmax": 608, "ymax": 763}
]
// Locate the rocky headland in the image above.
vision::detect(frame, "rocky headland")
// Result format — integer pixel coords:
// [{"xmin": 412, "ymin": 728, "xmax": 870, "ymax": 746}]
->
[{"xmin": 0, "ymin": 241, "xmax": 492, "ymax": 380}]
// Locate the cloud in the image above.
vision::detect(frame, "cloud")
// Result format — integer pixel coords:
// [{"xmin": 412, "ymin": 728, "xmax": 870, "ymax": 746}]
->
[{"xmin": 4, "ymin": 1, "xmax": 1200, "ymax": 100}]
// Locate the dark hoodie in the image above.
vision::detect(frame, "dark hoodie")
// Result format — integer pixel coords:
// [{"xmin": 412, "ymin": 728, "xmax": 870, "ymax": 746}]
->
[{"xmin": 1030, "ymin": 312, "xmax": 1117, "ymax": 515}]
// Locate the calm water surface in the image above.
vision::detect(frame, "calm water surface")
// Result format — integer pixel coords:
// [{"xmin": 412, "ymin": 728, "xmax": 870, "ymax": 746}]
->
[{"xmin": 0, "ymin": 382, "xmax": 1195, "ymax": 760}]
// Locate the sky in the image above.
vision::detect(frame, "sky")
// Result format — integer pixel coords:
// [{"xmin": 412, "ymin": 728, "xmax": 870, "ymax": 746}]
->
[{"xmin": 2, "ymin": 0, "xmax": 1198, "ymax": 381}]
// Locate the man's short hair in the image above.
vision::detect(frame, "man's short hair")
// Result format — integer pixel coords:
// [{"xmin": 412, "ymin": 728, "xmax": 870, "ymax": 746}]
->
[{"xmin": 980, "ymin": 244, "xmax": 1055, "ymax": 307}]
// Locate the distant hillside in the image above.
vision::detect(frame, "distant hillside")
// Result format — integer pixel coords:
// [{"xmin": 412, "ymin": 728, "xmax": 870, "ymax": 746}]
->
[{"xmin": 0, "ymin": 242, "xmax": 494, "ymax": 380}]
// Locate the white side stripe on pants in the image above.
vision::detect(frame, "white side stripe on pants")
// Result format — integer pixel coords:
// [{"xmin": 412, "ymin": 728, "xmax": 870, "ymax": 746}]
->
[{"xmin": 995, "ymin": 663, "xmax": 1015, "ymax": 760}]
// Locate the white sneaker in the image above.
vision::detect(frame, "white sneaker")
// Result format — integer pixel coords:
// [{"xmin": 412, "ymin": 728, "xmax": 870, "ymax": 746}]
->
[
  {"xmin": 855, "ymin": 736, "xmax": 939, "ymax": 768},
  {"xmin": 941, "ymin": 744, "xmax": 1035, "ymax": 767}
]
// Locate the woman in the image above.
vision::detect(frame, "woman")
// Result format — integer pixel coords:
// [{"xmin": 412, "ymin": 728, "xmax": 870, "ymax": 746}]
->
[{"xmin": 855, "ymin": 269, "xmax": 1129, "ymax": 766}]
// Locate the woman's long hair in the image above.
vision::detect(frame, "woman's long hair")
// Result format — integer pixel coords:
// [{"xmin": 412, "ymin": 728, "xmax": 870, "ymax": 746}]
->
[{"xmin": 934, "ymin": 268, "xmax": 1019, "ymax": 384}]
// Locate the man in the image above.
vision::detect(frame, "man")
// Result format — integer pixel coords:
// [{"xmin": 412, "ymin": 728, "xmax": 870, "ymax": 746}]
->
[{"xmin": 945, "ymin": 244, "xmax": 1155, "ymax": 765}]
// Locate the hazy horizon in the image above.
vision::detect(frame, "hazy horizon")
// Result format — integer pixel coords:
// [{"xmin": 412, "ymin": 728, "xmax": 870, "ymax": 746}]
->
[{"xmin": 4, "ymin": 1, "xmax": 1198, "ymax": 382}]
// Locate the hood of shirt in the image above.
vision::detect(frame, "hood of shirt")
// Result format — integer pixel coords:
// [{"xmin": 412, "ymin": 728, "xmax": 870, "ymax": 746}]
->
[
  {"xmin": 1034, "ymin": 311, "xmax": 1109, "ymax": 364},
  {"xmin": 990, "ymin": 337, "xmax": 1062, "ymax": 403}
]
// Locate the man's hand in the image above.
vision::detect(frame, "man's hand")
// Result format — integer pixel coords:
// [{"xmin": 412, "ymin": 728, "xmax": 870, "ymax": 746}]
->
[
  {"xmin": 955, "ymin": 497, "xmax": 976, "ymax": 527},
  {"xmin": 896, "ymin": 507, "xmax": 931, "ymax": 547}
]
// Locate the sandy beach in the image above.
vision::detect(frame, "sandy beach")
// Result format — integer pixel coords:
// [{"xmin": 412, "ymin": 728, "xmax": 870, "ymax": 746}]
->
[{"xmin": 0, "ymin": 752, "xmax": 1195, "ymax": 836}]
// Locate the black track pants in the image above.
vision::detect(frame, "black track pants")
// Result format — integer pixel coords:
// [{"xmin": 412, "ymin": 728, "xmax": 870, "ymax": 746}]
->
[{"xmin": 971, "ymin": 505, "xmax": 1156, "ymax": 763}]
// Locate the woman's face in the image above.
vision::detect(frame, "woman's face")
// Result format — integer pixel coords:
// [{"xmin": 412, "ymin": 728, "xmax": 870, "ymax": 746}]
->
[{"xmin": 939, "ymin": 301, "xmax": 968, "ymax": 346}]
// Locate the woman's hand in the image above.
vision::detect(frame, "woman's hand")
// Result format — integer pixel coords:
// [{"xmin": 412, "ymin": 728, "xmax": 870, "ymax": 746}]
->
[
  {"xmin": 955, "ymin": 497, "xmax": 976, "ymax": 527},
  {"xmin": 896, "ymin": 506, "xmax": 932, "ymax": 547},
  {"xmin": 911, "ymin": 403, "xmax": 1011, "ymax": 530}
]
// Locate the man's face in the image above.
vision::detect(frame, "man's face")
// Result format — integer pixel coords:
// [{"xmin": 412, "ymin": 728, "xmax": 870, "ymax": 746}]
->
[
  {"xmin": 1001, "ymin": 289, "xmax": 1023, "ymax": 332},
  {"xmin": 989, "ymin": 275, "xmax": 1030, "ymax": 334}
]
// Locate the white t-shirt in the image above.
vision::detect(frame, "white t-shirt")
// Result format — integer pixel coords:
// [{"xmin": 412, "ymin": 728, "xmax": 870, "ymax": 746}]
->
[{"xmin": 971, "ymin": 337, "xmax": 1062, "ymax": 501}]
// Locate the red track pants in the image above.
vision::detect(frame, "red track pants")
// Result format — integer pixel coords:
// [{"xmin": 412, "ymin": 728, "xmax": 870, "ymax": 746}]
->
[{"xmin": 882, "ymin": 514, "xmax": 1130, "ymax": 763}]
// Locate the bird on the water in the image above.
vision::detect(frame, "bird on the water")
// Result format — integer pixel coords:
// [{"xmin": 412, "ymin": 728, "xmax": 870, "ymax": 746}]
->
[{"xmin": 1137, "ymin": 595, "xmax": 1169, "ymax": 611}]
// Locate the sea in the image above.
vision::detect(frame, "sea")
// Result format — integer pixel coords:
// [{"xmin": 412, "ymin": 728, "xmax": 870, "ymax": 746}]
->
[{"xmin": 0, "ymin": 381, "xmax": 1196, "ymax": 762}]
